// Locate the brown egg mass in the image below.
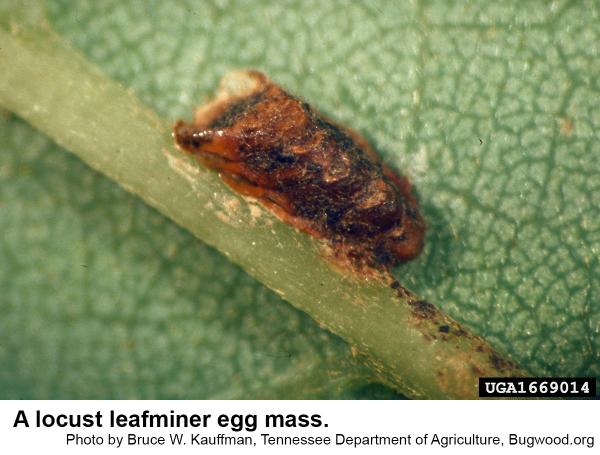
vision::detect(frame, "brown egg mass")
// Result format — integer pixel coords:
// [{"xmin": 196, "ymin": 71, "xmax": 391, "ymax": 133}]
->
[{"xmin": 174, "ymin": 70, "xmax": 425, "ymax": 271}]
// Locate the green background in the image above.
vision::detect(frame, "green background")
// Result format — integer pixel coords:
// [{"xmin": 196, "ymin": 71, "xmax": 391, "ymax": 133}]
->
[{"xmin": 1, "ymin": 0, "xmax": 598, "ymax": 398}]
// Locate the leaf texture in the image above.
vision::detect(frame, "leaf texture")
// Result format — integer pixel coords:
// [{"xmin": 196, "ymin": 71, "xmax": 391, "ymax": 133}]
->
[{"xmin": 0, "ymin": 0, "xmax": 598, "ymax": 398}]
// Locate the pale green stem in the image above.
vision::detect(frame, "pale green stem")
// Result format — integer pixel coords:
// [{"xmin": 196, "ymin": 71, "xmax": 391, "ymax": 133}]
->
[{"xmin": 0, "ymin": 15, "xmax": 527, "ymax": 398}]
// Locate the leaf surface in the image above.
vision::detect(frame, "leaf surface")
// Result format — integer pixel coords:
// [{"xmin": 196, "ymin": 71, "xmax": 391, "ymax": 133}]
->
[{"xmin": 0, "ymin": 0, "xmax": 598, "ymax": 398}]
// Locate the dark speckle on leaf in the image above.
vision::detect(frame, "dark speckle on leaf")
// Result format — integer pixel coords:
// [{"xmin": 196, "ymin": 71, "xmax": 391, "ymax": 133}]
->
[{"xmin": 408, "ymin": 299, "xmax": 437, "ymax": 320}]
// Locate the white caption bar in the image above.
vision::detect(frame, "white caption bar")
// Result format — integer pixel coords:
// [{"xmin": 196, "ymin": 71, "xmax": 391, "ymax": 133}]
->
[{"xmin": 1, "ymin": 400, "xmax": 598, "ymax": 454}]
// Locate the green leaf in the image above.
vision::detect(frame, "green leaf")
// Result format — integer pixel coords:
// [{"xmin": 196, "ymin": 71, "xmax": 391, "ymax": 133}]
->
[
  {"xmin": 1, "ymin": 0, "xmax": 598, "ymax": 398},
  {"xmin": 0, "ymin": 112, "xmax": 384, "ymax": 398}
]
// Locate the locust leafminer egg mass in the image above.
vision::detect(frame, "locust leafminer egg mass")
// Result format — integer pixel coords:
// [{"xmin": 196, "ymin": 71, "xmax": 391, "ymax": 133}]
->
[{"xmin": 174, "ymin": 70, "xmax": 425, "ymax": 272}]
